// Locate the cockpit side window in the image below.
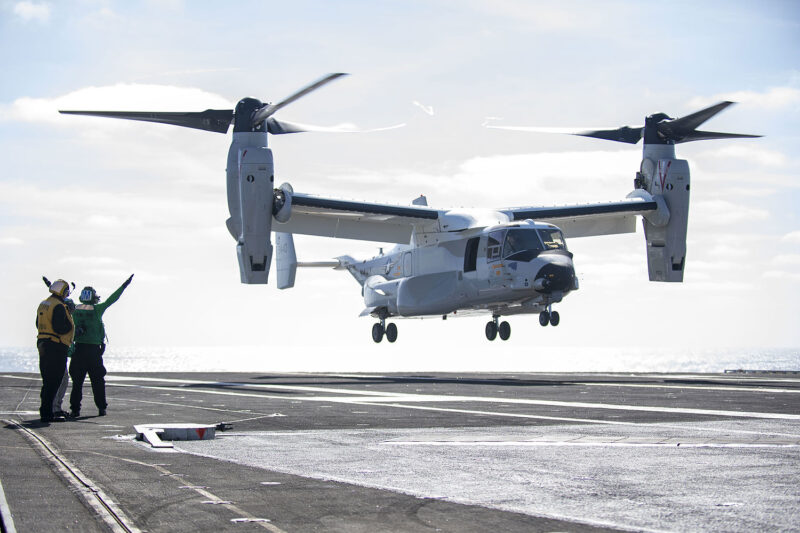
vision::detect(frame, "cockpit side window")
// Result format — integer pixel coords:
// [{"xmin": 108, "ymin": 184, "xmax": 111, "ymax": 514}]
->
[
  {"xmin": 538, "ymin": 229, "xmax": 567, "ymax": 250},
  {"xmin": 487, "ymin": 230, "xmax": 505, "ymax": 262}
]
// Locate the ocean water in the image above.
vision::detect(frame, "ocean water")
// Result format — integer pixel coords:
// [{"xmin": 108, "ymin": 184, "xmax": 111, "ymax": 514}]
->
[{"xmin": 2, "ymin": 346, "xmax": 798, "ymax": 374}]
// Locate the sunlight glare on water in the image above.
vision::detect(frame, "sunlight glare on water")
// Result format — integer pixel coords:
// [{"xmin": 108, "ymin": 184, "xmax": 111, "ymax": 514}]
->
[{"xmin": 1, "ymin": 346, "xmax": 798, "ymax": 373}]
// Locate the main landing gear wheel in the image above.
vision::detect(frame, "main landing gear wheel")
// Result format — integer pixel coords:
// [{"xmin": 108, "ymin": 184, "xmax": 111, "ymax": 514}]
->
[
  {"xmin": 539, "ymin": 311, "xmax": 550, "ymax": 327},
  {"xmin": 549, "ymin": 311, "xmax": 560, "ymax": 326},
  {"xmin": 372, "ymin": 322, "xmax": 384, "ymax": 343},
  {"xmin": 385, "ymin": 322, "xmax": 398, "ymax": 343},
  {"xmin": 498, "ymin": 321, "xmax": 511, "ymax": 341},
  {"xmin": 485, "ymin": 321, "xmax": 498, "ymax": 341}
]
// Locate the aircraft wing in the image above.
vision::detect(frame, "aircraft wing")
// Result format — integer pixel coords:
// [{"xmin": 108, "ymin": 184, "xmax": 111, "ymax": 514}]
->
[
  {"xmin": 276, "ymin": 192, "xmax": 441, "ymax": 244},
  {"xmin": 501, "ymin": 196, "xmax": 659, "ymax": 238}
]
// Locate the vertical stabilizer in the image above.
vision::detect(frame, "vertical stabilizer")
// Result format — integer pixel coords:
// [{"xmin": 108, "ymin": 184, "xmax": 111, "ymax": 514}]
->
[{"xmin": 276, "ymin": 233, "xmax": 297, "ymax": 289}]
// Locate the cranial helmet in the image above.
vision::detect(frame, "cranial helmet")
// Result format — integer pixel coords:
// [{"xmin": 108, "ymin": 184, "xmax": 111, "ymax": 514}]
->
[
  {"xmin": 49, "ymin": 279, "xmax": 70, "ymax": 299},
  {"xmin": 79, "ymin": 286, "xmax": 100, "ymax": 304}
]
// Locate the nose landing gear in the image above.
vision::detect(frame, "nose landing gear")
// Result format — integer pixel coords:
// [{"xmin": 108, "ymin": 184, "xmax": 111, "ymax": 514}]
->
[
  {"xmin": 372, "ymin": 318, "xmax": 398, "ymax": 343},
  {"xmin": 485, "ymin": 315, "xmax": 511, "ymax": 341},
  {"xmin": 539, "ymin": 305, "xmax": 561, "ymax": 327}
]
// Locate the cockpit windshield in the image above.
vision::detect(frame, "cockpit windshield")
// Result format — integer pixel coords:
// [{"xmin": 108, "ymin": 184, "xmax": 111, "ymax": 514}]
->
[
  {"xmin": 501, "ymin": 228, "xmax": 567, "ymax": 261},
  {"xmin": 500, "ymin": 229, "xmax": 541, "ymax": 261},
  {"xmin": 538, "ymin": 228, "xmax": 567, "ymax": 250}
]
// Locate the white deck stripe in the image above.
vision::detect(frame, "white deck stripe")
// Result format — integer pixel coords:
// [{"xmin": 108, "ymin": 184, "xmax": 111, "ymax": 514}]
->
[
  {"xmin": 0, "ymin": 476, "xmax": 17, "ymax": 533},
  {"xmin": 104, "ymin": 375, "xmax": 800, "ymax": 421},
  {"xmin": 575, "ymin": 382, "xmax": 800, "ymax": 394},
  {"xmin": 6, "ymin": 374, "xmax": 799, "ymax": 421}
]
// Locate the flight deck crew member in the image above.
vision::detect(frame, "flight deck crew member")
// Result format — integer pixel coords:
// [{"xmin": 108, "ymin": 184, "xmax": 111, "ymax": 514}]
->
[
  {"xmin": 36, "ymin": 279, "xmax": 75, "ymax": 423},
  {"xmin": 69, "ymin": 274, "xmax": 133, "ymax": 417},
  {"xmin": 43, "ymin": 276, "xmax": 75, "ymax": 418}
]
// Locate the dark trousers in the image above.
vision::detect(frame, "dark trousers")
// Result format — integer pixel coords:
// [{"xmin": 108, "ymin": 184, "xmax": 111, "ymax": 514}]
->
[
  {"xmin": 38, "ymin": 339, "xmax": 68, "ymax": 420},
  {"xmin": 69, "ymin": 343, "xmax": 107, "ymax": 412}
]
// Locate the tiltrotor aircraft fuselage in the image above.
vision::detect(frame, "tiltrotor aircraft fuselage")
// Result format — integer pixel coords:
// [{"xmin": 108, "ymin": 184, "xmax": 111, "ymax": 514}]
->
[{"xmin": 60, "ymin": 74, "xmax": 759, "ymax": 342}]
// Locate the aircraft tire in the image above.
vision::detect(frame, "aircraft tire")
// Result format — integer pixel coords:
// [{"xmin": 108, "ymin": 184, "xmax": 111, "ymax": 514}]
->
[
  {"xmin": 549, "ymin": 311, "xmax": 560, "ymax": 326},
  {"xmin": 372, "ymin": 323, "xmax": 384, "ymax": 343},
  {"xmin": 385, "ymin": 323, "xmax": 398, "ymax": 343},
  {"xmin": 539, "ymin": 311, "xmax": 550, "ymax": 327},
  {"xmin": 485, "ymin": 321, "xmax": 498, "ymax": 341},
  {"xmin": 498, "ymin": 321, "xmax": 511, "ymax": 341}
]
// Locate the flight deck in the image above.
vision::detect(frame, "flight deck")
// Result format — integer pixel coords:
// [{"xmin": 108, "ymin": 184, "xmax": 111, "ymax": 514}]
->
[{"xmin": 1, "ymin": 371, "xmax": 799, "ymax": 532}]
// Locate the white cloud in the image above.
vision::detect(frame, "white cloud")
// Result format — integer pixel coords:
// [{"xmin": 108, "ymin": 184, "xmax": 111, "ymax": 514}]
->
[
  {"xmin": 0, "ymin": 237, "xmax": 24, "ymax": 246},
  {"xmin": 696, "ymin": 145, "xmax": 787, "ymax": 168},
  {"xmin": 763, "ymin": 270, "xmax": 800, "ymax": 282},
  {"xmin": 690, "ymin": 87, "xmax": 800, "ymax": 111},
  {"xmin": 12, "ymin": 1, "xmax": 51, "ymax": 22},
  {"xmin": 467, "ymin": 0, "xmax": 593, "ymax": 30},
  {"xmin": 771, "ymin": 254, "xmax": 800, "ymax": 267},
  {"xmin": 59, "ymin": 256, "xmax": 122, "ymax": 266},
  {"xmin": 691, "ymin": 199, "xmax": 769, "ymax": 226},
  {"xmin": 782, "ymin": 231, "xmax": 800, "ymax": 244}
]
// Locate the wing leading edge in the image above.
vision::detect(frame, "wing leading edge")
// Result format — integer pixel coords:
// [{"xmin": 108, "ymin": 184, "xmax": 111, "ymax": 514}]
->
[
  {"xmin": 276, "ymin": 192, "xmax": 658, "ymax": 243},
  {"xmin": 503, "ymin": 197, "xmax": 659, "ymax": 238},
  {"xmin": 276, "ymin": 192, "xmax": 441, "ymax": 244}
]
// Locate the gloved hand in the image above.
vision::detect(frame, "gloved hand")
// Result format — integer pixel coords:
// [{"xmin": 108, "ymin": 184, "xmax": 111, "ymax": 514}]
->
[
  {"xmin": 42, "ymin": 276, "xmax": 51, "ymax": 287},
  {"xmin": 123, "ymin": 274, "xmax": 134, "ymax": 288}
]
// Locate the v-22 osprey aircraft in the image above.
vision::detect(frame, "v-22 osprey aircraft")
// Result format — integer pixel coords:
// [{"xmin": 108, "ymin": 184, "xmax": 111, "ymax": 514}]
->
[{"xmin": 61, "ymin": 74, "xmax": 759, "ymax": 343}]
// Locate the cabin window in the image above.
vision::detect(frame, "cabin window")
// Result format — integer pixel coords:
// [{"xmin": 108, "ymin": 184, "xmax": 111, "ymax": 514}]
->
[
  {"xmin": 538, "ymin": 229, "xmax": 567, "ymax": 250},
  {"xmin": 464, "ymin": 237, "xmax": 479, "ymax": 272},
  {"xmin": 486, "ymin": 230, "xmax": 504, "ymax": 262}
]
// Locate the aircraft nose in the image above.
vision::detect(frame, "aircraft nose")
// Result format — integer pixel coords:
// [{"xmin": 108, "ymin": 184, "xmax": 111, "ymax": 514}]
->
[{"xmin": 533, "ymin": 261, "xmax": 575, "ymax": 293}]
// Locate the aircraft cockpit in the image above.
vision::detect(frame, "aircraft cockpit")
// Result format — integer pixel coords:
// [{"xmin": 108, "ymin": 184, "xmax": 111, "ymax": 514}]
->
[{"xmin": 487, "ymin": 226, "xmax": 568, "ymax": 262}]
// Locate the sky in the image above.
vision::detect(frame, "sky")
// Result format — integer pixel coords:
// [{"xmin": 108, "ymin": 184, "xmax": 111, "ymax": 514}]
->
[{"xmin": 0, "ymin": 0, "xmax": 798, "ymax": 366}]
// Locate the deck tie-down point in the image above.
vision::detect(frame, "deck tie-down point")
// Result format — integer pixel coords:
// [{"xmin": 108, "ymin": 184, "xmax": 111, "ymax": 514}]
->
[{"xmin": 134, "ymin": 422, "xmax": 232, "ymax": 448}]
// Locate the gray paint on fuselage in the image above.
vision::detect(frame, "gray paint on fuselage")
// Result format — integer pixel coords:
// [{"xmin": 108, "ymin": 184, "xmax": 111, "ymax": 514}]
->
[{"xmin": 342, "ymin": 222, "xmax": 575, "ymax": 318}]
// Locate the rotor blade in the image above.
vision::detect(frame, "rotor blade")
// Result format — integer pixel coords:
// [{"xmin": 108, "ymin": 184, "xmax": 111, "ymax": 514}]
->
[
  {"xmin": 267, "ymin": 117, "xmax": 405, "ymax": 134},
  {"xmin": 59, "ymin": 109, "xmax": 234, "ymax": 133},
  {"xmin": 674, "ymin": 130, "xmax": 763, "ymax": 144},
  {"xmin": 251, "ymin": 72, "xmax": 348, "ymax": 126},
  {"xmin": 486, "ymin": 124, "xmax": 643, "ymax": 144},
  {"xmin": 665, "ymin": 101, "xmax": 735, "ymax": 134},
  {"xmin": 572, "ymin": 126, "xmax": 643, "ymax": 144}
]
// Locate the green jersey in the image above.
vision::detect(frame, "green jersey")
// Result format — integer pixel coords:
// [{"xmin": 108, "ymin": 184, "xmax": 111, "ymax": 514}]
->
[{"xmin": 72, "ymin": 281, "xmax": 128, "ymax": 345}]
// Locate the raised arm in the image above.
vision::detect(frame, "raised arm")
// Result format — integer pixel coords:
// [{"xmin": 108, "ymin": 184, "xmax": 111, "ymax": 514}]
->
[{"xmin": 96, "ymin": 274, "xmax": 133, "ymax": 314}]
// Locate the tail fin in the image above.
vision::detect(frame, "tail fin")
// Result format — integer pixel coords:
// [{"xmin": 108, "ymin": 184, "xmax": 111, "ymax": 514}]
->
[
  {"xmin": 276, "ymin": 233, "xmax": 297, "ymax": 289},
  {"xmin": 337, "ymin": 255, "xmax": 369, "ymax": 286}
]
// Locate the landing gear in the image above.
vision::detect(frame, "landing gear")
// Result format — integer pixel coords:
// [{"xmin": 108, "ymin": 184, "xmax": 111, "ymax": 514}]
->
[
  {"xmin": 539, "ymin": 305, "xmax": 561, "ymax": 327},
  {"xmin": 486, "ymin": 316, "xmax": 511, "ymax": 341},
  {"xmin": 385, "ymin": 322, "xmax": 398, "ymax": 343},
  {"xmin": 498, "ymin": 321, "xmax": 511, "ymax": 341},
  {"xmin": 372, "ymin": 319, "xmax": 398, "ymax": 343},
  {"xmin": 372, "ymin": 322, "xmax": 384, "ymax": 343},
  {"xmin": 485, "ymin": 321, "xmax": 498, "ymax": 341}
]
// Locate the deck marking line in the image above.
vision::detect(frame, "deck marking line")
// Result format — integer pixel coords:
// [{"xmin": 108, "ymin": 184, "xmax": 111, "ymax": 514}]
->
[
  {"xmin": 4, "ymin": 419, "xmax": 141, "ymax": 533},
  {"xmin": 85, "ymin": 451, "xmax": 286, "ymax": 533},
  {"xmin": 0, "ymin": 475, "xmax": 18, "ymax": 533},
  {"xmin": 98, "ymin": 376, "xmax": 800, "ymax": 421}
]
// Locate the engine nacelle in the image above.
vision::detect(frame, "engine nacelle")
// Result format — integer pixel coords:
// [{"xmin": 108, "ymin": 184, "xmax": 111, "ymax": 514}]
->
[
  {"xmin": 233, "ymin": 140, "xmax": 274, "ymax": 284},
  {"xmin": 640, "ymin": 157, "xmax": 690, "ymax": 282}
]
